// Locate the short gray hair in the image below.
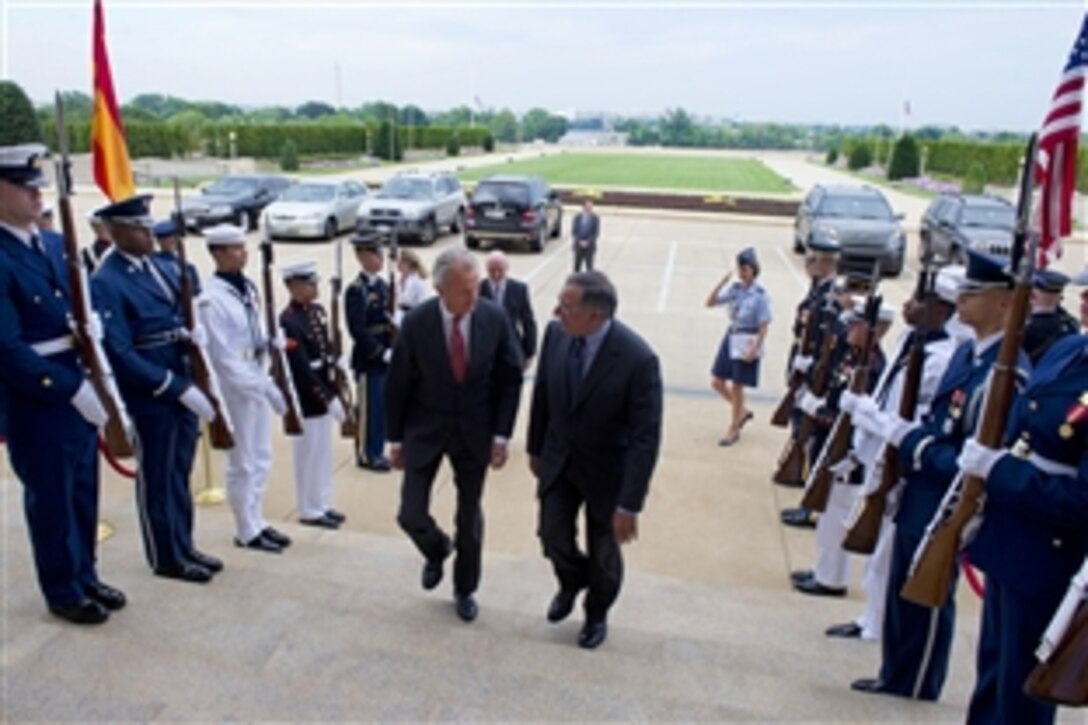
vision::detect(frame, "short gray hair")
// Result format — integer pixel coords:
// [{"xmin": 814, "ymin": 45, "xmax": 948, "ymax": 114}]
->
[
  {"xmin": 566, "ymin": 271, "xmax": 617, "ymax": 317},
  {"xmin": 432, "ymin": 245, "xmax": 479, "ymax": 288}
]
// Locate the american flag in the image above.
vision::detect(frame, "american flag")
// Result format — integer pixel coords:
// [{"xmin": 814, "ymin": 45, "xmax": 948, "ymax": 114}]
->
[{"xmin": 1035, "ymin": 13, "xmax": 1088, "ymax": 267}]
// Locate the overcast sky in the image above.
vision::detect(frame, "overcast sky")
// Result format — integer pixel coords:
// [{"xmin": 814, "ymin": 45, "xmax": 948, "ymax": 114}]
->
[{"xmin": 2, "ymin": 1, "xmax": 1084, "ymax": 131}]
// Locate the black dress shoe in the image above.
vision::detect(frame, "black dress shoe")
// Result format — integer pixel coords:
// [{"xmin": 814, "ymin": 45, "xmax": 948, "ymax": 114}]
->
[
  {"xmin": 324, "ymin": 508, "xmax": 347, "ymax": 524},
  {"xmin": 826, "ymin": 622, "xmax": 864, "ymax": 638},
  {"xmin": 851, "ymin": 677, "xmax": 887, "ymax": 694},
  {"xmin": 794, "ymin": 577, "xmax": 847, "ymax": 597},
  {"xmin": 187, "ymin": 550, "xmax": 223, "ymax": 573},
  {"xmin": 790, "ymin": 569, "xmax": 814, "ymax": 585},
  {"xmin": 84, "ymin": 581, "xmax": 126, "ymax": 611},
  {"xmin": 299, "ymin": 513, "xmax": 340, "ymax": 530},
  {"xmin": 780, "ymin": 507, "xmax": 818, "ymax": 529},
  {"xmin": 262, "ymin": 526, "xmax": 293, "ymax": 548},
  {"xmin": 578, "ymin": 619, "xmax": 608, "ymax": 650},
  {"xmin": 455, "ymin": 594, "xmax": 478, "ymax": 623},
  {"xmin": 547, "ymin": 588, "xmax": 581, "ymax": 623},
  {"xmin": 154, "ymin": 562, "xmax": 213, "ymax": 584},
  {"xmin": 361, "ymin": 457, "xmax": 391, "ymax": 473},
  {"xmin": 234, "ymin": 534, "xmax": 283, "ymax": 554},
  {"xmin": 50, "ymin": 599, "xmax": 109, "ymax": 625}
]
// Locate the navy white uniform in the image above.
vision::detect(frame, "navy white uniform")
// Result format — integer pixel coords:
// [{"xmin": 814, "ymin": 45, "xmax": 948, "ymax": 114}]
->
[{"xmin": 964, "ymin": 334, "xmax": 1088, "ymax": 724}]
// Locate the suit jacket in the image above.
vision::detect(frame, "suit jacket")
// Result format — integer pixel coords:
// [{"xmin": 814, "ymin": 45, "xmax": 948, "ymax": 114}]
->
[
  {"xmin": 479, "ymin": 277, "xmax": 537, "ymax": 360},
  {"xmin": 528, "ymin": 319, "xmax": 663, "ymax": 515},
  {"xmin": 384, "ymin": 297, "xmax": 523, "ymax": 466},
  {"xmin": 571, "ymin": 212, "xmax": 600, "ymax": 247}
]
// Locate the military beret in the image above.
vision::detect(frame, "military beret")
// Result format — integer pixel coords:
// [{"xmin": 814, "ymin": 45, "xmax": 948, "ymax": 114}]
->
[{"xmin": 0, "ymin": 143, "xmax": 48, "ymax": 188}]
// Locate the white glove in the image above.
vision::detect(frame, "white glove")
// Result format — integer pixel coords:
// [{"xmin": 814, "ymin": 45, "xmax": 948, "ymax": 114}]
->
[
  {"xmin": 382, "ymin": 348, "xmax": 393, "ymax": 364},
  {"xmin": 839, "ymin": 390, "xmax": 861, "ymax": 415},
  {"xmin": 179, "ymin": 385, "xmax": 216, "ymax": 422},
  {"xmin": 958, "ymin": 438, "xmax": 1006, "ymax": 481},
  {"xmin": 270, "ymin": 333, "xmax": 287, "ymax": 352},
  {"xmin": 829, "ymin": 455, "xmax": 857, "ymax": 477},
  {"xmin": 887, "ymin": 416, "xmax": 918, "ymax": 447},
  {"xmin": 852, "ymin": 405, "xmax": 891, "ymax": 437},
  {"xmin": 187, "ymin": 323, "xmax": 208, "ymax": 348},
  {"xmin": 337, "ymin": 354, "xmax": 352, "ymax": 376},
  {"xmin": 791, "ymin": 355, "xmax": 814, "ymax": 375},
  {"xmin": 264, "ymin": 383, "xmax": 288, "ymax": 415},
  {"xmin": 70, "ymin": 380, "xmax": 109, "ymax": 427},
  {"xmin": 87, "ymin": 312, "xmax": 105, "ymax": 342},
  {"xmin": 853, "ymin": 394, "xmax": 881, "ymax": 421},
  {"xmin": 328, "ymin": 397, "xmax": 346, "ymax": 423},
  {"xmin": 799, "ymin": 390, "xmax": 825, "ymax": 417}
]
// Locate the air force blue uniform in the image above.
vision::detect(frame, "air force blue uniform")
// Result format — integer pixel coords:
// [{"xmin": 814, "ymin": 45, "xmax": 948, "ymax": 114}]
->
[
  {"xmin": 966, "ymin": 334, "xmax": 1088, "ymax": 725},
  {"xmin": 91, "ymin": 249, "xmax": 201, "ymax": 572},
  {"xmin": 0, "ymin": 225, "xmax": 102, "ymax": 608}
]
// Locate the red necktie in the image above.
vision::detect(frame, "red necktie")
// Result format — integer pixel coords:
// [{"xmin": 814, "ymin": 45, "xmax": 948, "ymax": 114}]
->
[{"xmin": 450, "ymin": 315, "xmax": 467, "ymax": 384}]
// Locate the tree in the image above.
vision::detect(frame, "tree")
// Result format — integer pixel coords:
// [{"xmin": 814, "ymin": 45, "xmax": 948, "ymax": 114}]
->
[
  {"xmin": 445, "ymin": 132, "xmax": 461, "ymax": 157},
  {"xmin": 130, "ymin": 93, "xmax": 191, "ymax": 119},
  {"xmin": 357, "ymin": 101, "xmax": 398, "ymax": 125},
  {"xmin": 488, "ymin": 109, "xmax": 518, "ymax": 143},
  {"xmin": 825, "ymin": 148, "xmax": 839, "ymax": 165},
  {"xmin": 963, "ymin": 162, "xmax": 987, "ymax": 194},
  {"xmin": 659, "ymin": 108, "xmax": 696, "ymax": 146},
  {"xmin": 431, "ymin": 105, "xmax": 472, "ymax": 127},
  {"xmin": 120, "ymin": 104, "xmax": 158, "ymax": 123},
  {"xmin": 521, "ymin": 108, "xmax": 568, "ymax": 143},
  {"xmin": 296, "ymin": 101, "xmax": 336, "ymax": 119},
  {"xmin": 280, "ymin": 139, "xmax": 300, "ymax": 171},
  {"xmin": 887, "ymin": 134, "xmax": 921, "ymax": 180},
  {"xmin": 374, "ymin": 119, "xmax": 402, "ymax": 161},
  {"xmin": 847, "ymin": 143, "xmax": 873, "ymax": 170},
  {"xmin": 0, "ymin": 80, "xmax": 43, "ymax": 145},
  {"xmin": 399, "ymin": 104, "xmax": 428, "ymax": 126}
]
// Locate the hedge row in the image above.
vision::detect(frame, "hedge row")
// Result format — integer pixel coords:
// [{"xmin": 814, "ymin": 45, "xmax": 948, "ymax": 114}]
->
[
  {"xmin": 42, "ymin": 120, "xmax": 492, "ymax": 159},
  {"xmin": 840, "ymin": 136, "xmax": 1088, "ymax": 192}
]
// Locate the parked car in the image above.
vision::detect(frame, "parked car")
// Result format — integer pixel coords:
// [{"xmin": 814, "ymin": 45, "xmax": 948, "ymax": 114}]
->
[
  {"xmin": 919, "ymin": 193, "xmax": 1015, "ymax": 264},
  {"xmin": 356, "ymin": 171, "xmax": 465, "ymax": 245},
  {"xmin": 464, "ymin": 175, "xmax": 563, "ymax": 253},
  {"xmin": 180, "ymin": 174, "xmax": 292, "ymax": 231},
  {"xmin": 793, "ymin": 184, "xmax": 906, "ymax": 276},
  {"xmin": 263, "ymin": 179, "xmax": 369, "ymax": 240}
]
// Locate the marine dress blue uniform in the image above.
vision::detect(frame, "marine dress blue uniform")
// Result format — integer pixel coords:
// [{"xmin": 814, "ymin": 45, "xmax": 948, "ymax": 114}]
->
[{"xmin": 965, "ymin": 333, "xmax": 1088, "ymax": 725}]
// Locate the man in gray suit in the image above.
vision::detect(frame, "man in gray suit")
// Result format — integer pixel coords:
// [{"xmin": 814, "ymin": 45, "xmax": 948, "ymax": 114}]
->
[
  {"xmin": 385, "ymin": 246, "xmax": 524, "ymax": 623},
  {"xmin": 528, "ymin": 271, "xmax": 663, "ymax": 649},
  {"xmin": 570, "ymin": 200, "xmax": 600, "ymax": 272}
]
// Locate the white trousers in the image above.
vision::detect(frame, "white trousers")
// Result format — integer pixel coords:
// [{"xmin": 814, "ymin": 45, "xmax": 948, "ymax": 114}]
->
[
  {"xmin": 222, "ymin": 391, "xmax": 272, "ymax": 542},
  {"xmin": 813, "ymin": 480, "xmax": 860, "ymax": 589},
  {"xmin": 856, "ymin": 518, "xmax": 896, "ymax": 641},
  {"xmin": 292, "ymin": 413, "xmax": 334, "ymax": 520}
]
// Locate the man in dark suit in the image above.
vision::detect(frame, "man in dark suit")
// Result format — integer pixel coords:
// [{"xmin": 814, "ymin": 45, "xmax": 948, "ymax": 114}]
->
[
  {"xmin": 528, "ymin": 271, "xmax": 663, "ymax": 649},
  {"xmin": 479, "ymin": 250, "xmax": 537, "ymax": 369},
  {"xmin": 385, "ymin": 245, "xmax": 523, "ymax": 623},
  {"xmin": 570, "ymin": 200, "xmax": 600, "ymax": 272}
]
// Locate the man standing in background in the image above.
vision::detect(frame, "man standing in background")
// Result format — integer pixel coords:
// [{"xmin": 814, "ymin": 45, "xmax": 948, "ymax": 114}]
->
[
  {"xmin": 479, "ymin": 250, "xmax": 537, "ymax": 369},
  {"xmin": 570, "ymin": 200, "xmax": 600, "ymax": 272}
]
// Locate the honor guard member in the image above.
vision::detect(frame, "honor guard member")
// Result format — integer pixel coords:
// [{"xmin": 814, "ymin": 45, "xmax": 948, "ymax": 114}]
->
[
  {"xmin": 0, "ymin": 143, "xmax": 125, "ymax": 624},
  {"xmin": 199, "ymin": 224, "xmax": 292, "ymax": 554},
  {"xmin": 152, "ymin": 217, "xmax": 201, "ymax": 295},
  {"xmin": 786, "ymin": 235, "xmax": 840, "ymax": 378},
  {"xmin": 345, "ymin": 231, "xmax": 393, "ymax": 471},
  {"xmin": 958, "ymin": 305, "xmax": 1087, "ymax": 724},
  {"xmin": 279, "ymin": 260, "xmax": 347, "ymax": 530},
  {"xmin": 82, "ymin": 211, "xmax": 113, "ymax": 273},
  {"xmin": 847, "ymin": 250, "xmax": 1030, "ymax": 701},
  {"xmin": 1022, "ymin": 269, "xmax": 1078, "ymax": 365},
  {"xmin": 90, "ymin": 194, "xmax": 223, "ymax": 584}
]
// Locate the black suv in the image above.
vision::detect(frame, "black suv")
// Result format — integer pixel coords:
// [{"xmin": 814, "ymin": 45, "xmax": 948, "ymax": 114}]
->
[
  {"xmin": 180, "ymin": 174, "xmax": 292, "ymax": 231},
  {"xmin": 464, "ymin": 175, "xmax": 563, "ymax": 253},
  {"xmin": 793, "ymin": 185, "xmax": 906, "ymax": 276},
  {"xmin": 920, "ymin": 193, "xmax": 1015, "ymax": 264}
]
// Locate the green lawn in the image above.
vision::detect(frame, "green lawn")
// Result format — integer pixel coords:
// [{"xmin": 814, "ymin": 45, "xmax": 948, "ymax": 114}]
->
[{"xmin": 457, "ymin": 153, "xmax": 794, "ymax": 194}]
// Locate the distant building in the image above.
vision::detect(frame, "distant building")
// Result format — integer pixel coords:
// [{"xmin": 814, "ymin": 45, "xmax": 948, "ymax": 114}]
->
[{"xmin": 558, "ymin": 112, "xmax": 628, "ymax": 147}]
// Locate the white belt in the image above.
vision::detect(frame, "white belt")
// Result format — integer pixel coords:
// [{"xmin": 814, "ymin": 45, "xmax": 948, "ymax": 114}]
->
[
  {"xmin": 309, "ymin": 359, "xmax": 324, "ymax": 370},
  {"xmin": 1026, "ymin": 452, "xmax": 1078, "ymax": 478},
  {"xmin": 30, "ymin": 335, "xmax": 75, "ymax": 356}
]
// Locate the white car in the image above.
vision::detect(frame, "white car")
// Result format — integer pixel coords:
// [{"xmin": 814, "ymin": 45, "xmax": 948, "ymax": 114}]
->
[{"xmin": 264, "ymin": 179, "xmax": 369, "ymax": 240}]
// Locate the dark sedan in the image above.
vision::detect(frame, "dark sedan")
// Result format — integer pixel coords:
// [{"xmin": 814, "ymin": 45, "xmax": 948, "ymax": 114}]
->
[{"xmin": 464, "ymin": 175, "xmax": 563, "ymax": 253}]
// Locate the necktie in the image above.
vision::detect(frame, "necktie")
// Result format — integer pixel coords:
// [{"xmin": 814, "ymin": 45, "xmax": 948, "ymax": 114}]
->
[
  {"xmin": 143, "ymin": 258, "xmax": 175, "ymax": 302},
  {"xmin": 450, "ymin": 315, "xmax": 467, "ymax": 384},
  {"xmin": 29, "ymin": 234, "xmax": 44, "ymax": 256},
  {"xmin": 567, "ymin": 337, "xmax": 586, "ymax": 404}
]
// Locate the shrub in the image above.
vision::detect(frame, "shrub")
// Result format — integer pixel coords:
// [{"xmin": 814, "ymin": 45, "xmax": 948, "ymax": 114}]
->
[
  {"xmin": 887, "ymin": 134, "xmax": 920, "ymax": 180},
  {"xmin": 482, "ymin": 133, "xmax": 495, "ymax": 153},
  {"xmin": 445, "ymin": 133, "xmax": 461, "ymax": 157},
  {"xmin": 825, "ymin": 148, "xmax": 839, "ymax": 165},
  {"xmin": 279, "ymin": 140, "xmax": 299, "ymax": 171},
  {"xmin": 963, "ymin": 162, "xmax": 987, "ymax": 194},
  {"xmin": 847, "ymin": 143, "xmax": 872, "ymax": 170},
  {"xmin": 0, "ymin": 80, "xmax": 43, "ymax": 145}
]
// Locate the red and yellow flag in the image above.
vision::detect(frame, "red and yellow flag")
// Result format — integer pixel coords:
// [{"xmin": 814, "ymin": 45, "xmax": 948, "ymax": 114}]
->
[{"xmin": 91, "ymin": 0, "xmax": 134, "ymax": 201}]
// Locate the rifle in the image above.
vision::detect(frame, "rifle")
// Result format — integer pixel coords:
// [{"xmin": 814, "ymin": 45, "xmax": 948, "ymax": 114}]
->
[
  {"xmin": 172, "ymin": 180, "xmax": 234, "ymax": 450},
  {"xmin": 52, "ymin": 92, "xmax": 134, "ymax": 458},
  {"xmin": 329, "ymin": 238, "xmax": 358, "ymax": 439},
  {"xmin": 771, "ymin": 276, "xmax": 819, "ymax": 427},
  {"xmin": 773, "ymin": 296, "xmax": 838, "ymax": 486},
  {"xmin": 843, "ymin": 260, "xmax": 935, "ymax": 554},
  {"xmin": 801, "ymin": 265, "xmax": 882, "ymax": 512},
  {"xmin": 259, "ymin": 231, "xmax": 304, "ymax": 436},
  {"xmin": 900, "ymin": 133, "xmax": 1039, "ymax": 608},
  {"xmin": 1024, "ymin": 557, "xmax": 1088, "ymax": 705}
]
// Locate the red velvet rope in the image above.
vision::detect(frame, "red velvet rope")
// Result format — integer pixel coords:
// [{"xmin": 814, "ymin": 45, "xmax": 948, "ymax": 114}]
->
[
  {"xmin": 98, "ymin": 437, "xmax": 137, "ymax": 479},
  {"xmin": 961, "ymin": 553, "xmax": 986, "ymax": 599}
]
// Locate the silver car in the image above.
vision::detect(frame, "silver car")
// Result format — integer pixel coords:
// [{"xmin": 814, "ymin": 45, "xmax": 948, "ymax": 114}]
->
[
  {"xmin": 794, "ymin": 185, "xmax": 907, "ymax": 277},
  {"xmin": 264, "ymin": 179, "xmax": 369, "ymax": 240},
  {"xmin": 356, "ymin": 171, "xmax": 465, "ymax": 245}
]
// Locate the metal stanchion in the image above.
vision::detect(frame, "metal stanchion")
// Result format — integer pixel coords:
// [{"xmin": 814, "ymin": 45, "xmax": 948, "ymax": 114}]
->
[{"xmin": 193, "ymin": 426, "xmax": 225, "ymax": 506}]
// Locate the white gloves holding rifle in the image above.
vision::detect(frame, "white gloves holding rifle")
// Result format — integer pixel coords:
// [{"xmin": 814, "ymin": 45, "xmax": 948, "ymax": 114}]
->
[
  {"xmin": 850, "ymin": 394, "xmax": 917, "ymax": 447},
  {"xmin": 791, "ymin": 354, "xmax": 814, "ymax": 375},
  {"xmin": 263, "ymin": 381, "xmax": 288, "ymax": 415},
  {"xmin": 958, "ymin": 439, "xmax": 1006, "ymax": 481},
  {"xmin": 799, "ymin": 390, "xmax": 825, "ymax": 417},
  {"xmin": 71, "ymin": 381, "xmax": 109, "ymax": 427},
  {"xmin": 179, "ymin": 385, "xmax": 216, "ymax": 422},
  {"xmin": 327, "ymin": 398, "xmax": 346, "ymax": 423}
]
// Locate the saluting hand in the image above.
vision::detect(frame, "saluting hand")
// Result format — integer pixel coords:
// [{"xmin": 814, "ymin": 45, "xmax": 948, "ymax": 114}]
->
[{"xmin": 613, "ymin": 511, "xmax": 638, "ymax": 545}]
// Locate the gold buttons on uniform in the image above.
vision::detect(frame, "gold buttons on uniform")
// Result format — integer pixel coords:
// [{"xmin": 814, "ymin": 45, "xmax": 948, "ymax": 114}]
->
[
  {"xmin": 1053, "ymin": 539, "xmax": 1063, "ymax": 548},
  {"xmin": 1028, "ymin": 400, "xmax": 1038, "ymax": 412},
  {"xmin": 41, "ymin": 376, "xmax": 52, "ymax": 388}
]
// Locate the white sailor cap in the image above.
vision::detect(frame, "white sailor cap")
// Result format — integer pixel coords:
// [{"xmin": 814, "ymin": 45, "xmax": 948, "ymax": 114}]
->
[
  {"xmin": 0, "ymin": 143, "xmax": 49, "ymax": 188},
  {"xmin": 204, "ymin": 223, "xmax": 247, "ymax": 247},
  {"xmin": 1073, "ymin": 267, "xmax": 1088, "ymax": 286},
  {"xmin": 281, "ymin": 259, "xmax": 320, "ymax": 283},
  {"xmin": 935, "ymin": 265, "xmax": 965, "ymax": 304}
]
